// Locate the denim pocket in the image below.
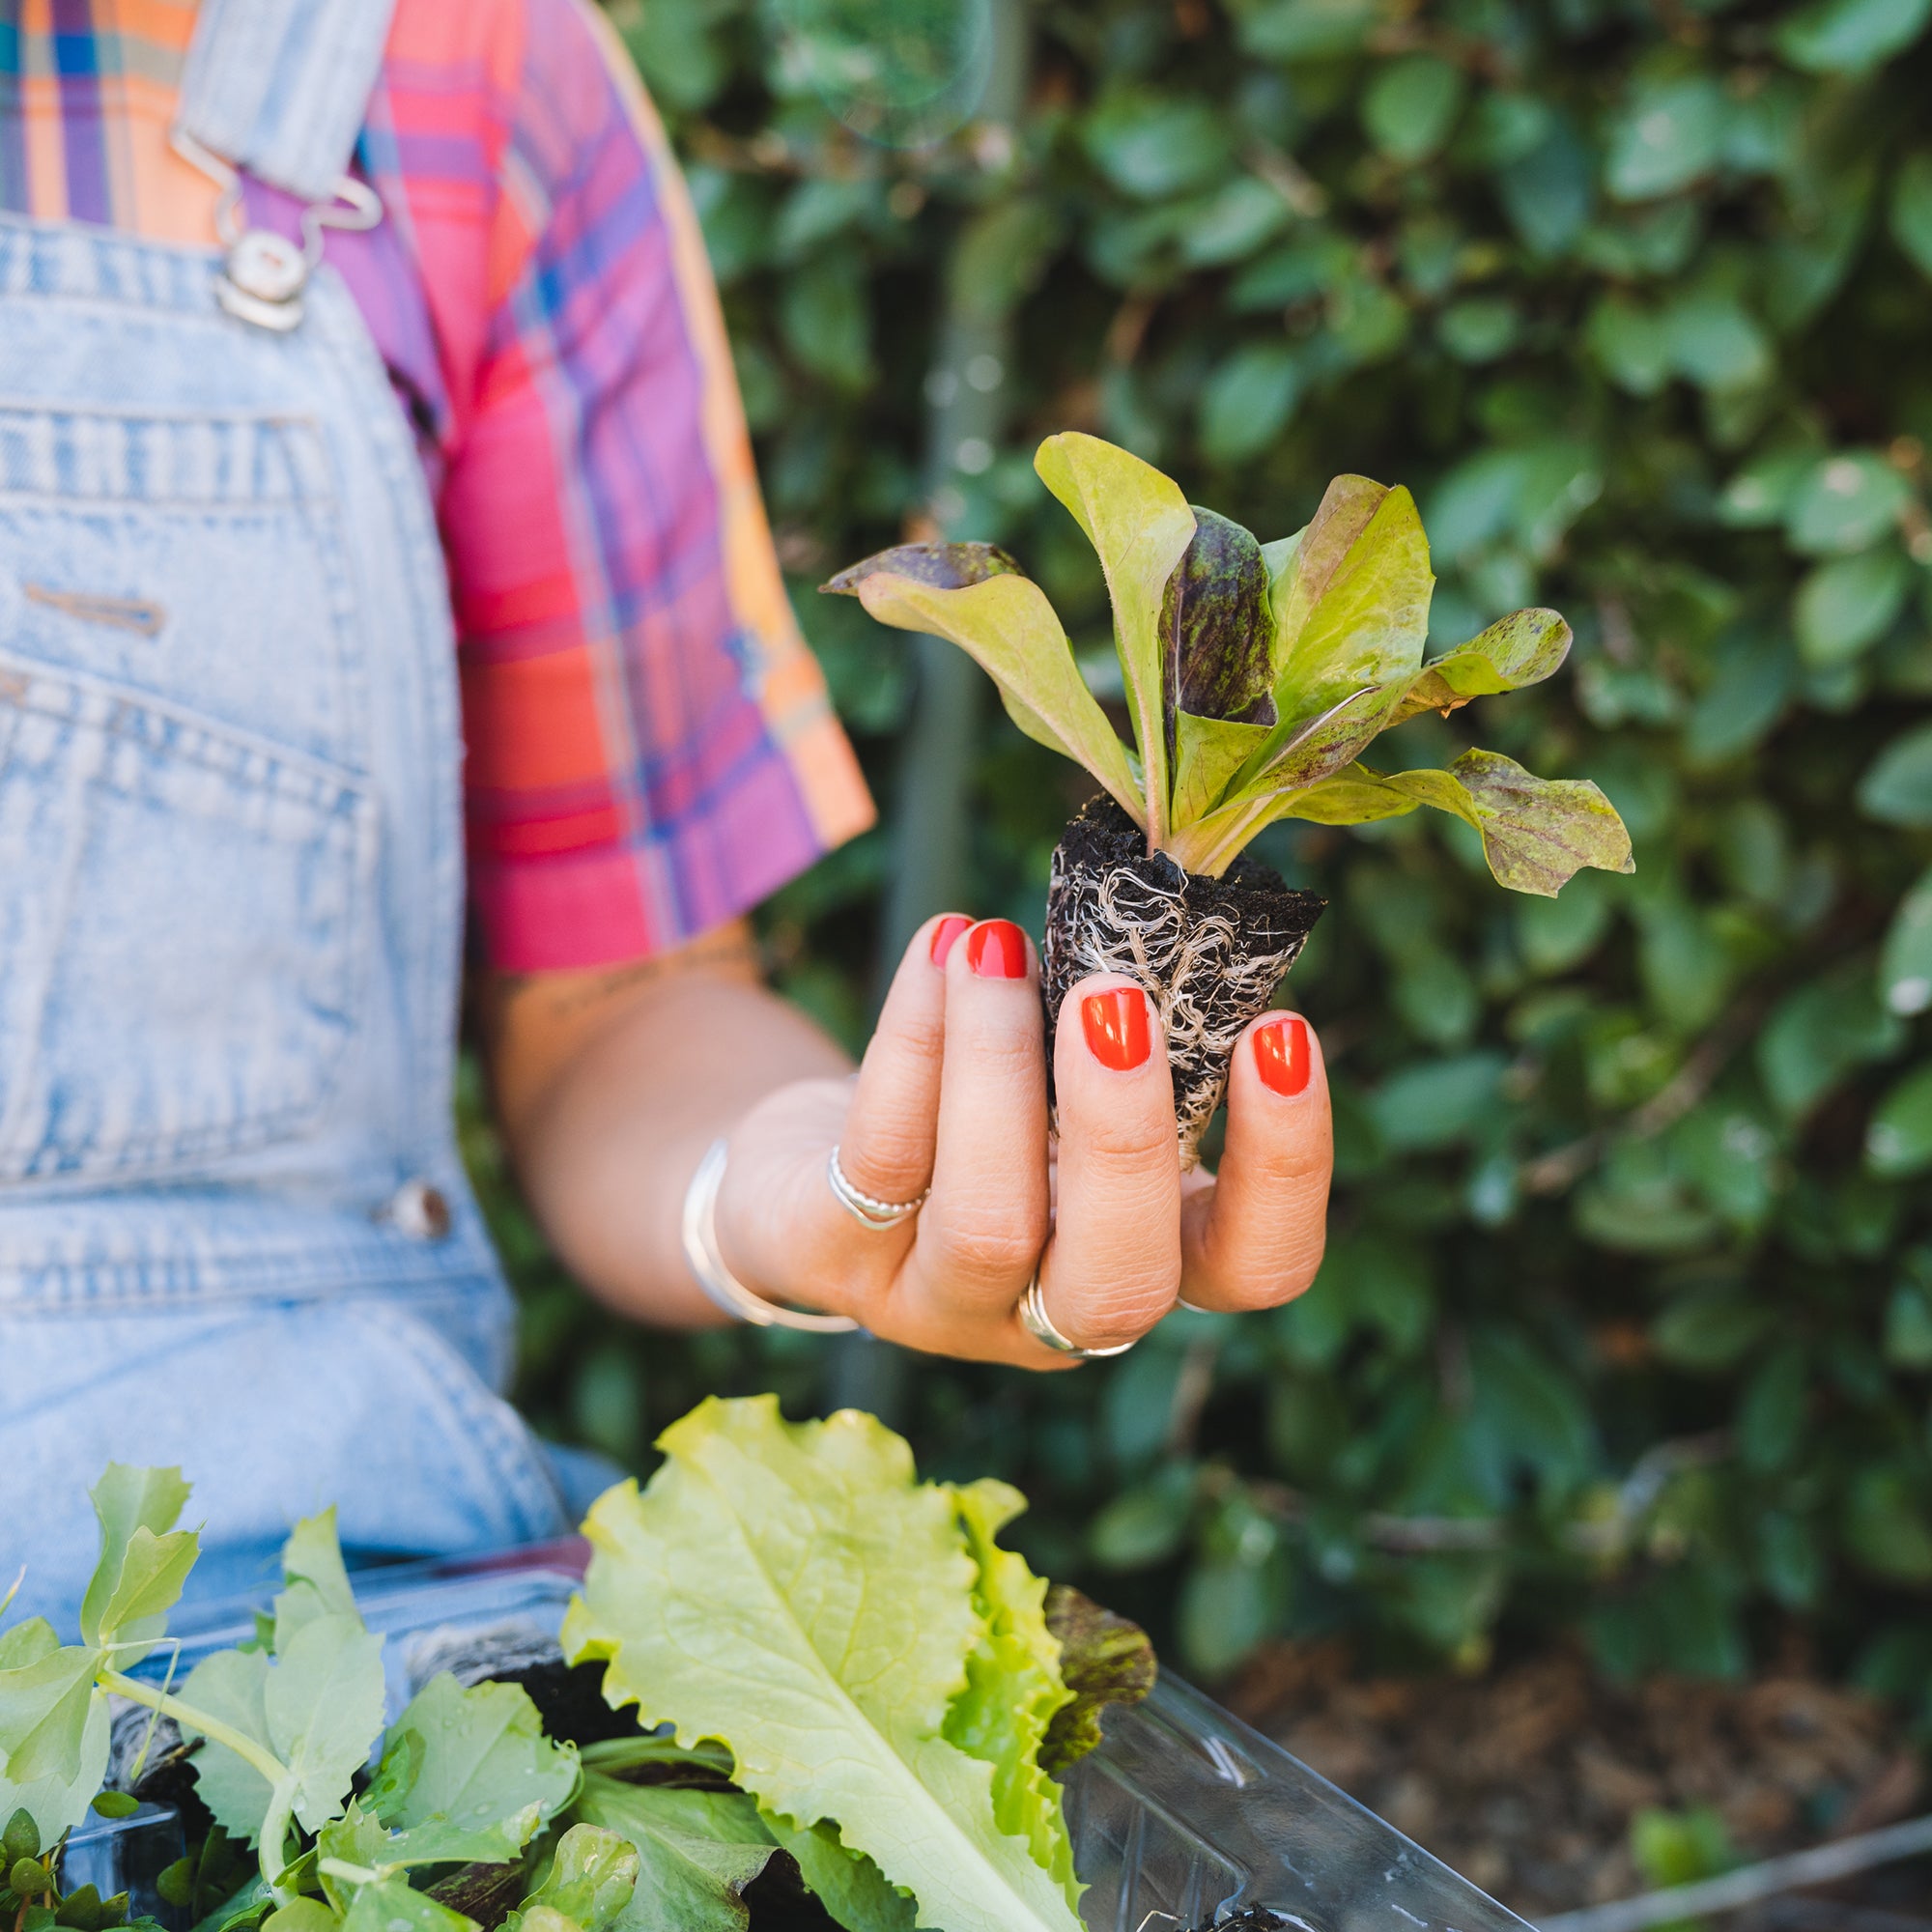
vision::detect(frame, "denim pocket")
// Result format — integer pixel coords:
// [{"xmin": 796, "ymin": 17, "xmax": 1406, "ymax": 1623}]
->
[
  {"xmin": 0, "ymin": 407, "xmax": 375, "ymax": 1181},
  {"xmin": 0, "ymin": 656, "xmax": 374, "ymax": 1179}
]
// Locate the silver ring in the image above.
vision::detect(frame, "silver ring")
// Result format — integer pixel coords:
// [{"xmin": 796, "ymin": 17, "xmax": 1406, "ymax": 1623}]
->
[
  {"xmin": 827, "ymin": 1144, "xmax": 929, "ymax": 1229},
  {"xmin": 1018, "ymin": 1276, "xmax": 1137, "ymax": 1360},
  {"xmin": 683, "ymin": 1140, "xmax": 859, "ymax": 1332}
]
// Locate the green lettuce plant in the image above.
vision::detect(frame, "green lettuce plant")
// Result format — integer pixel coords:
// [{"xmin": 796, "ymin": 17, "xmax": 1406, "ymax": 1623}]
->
[
  {"xmin": 830, "ymin": 431, "xmax": 1633, "ymax": 891},
  {"xmin": 1, "ymin": 1410, "xmax": 1152, "ymax": 1932}
]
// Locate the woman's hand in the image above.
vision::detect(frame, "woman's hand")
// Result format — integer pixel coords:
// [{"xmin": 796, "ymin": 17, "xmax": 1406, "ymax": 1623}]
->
[
  {"xmin": 716, "ymin": 915, "xmax": 1331, "ymax": 1366},
  {"xmin": 487, "ymin": 914, "xmax": 1331, "ymax": 1368}
]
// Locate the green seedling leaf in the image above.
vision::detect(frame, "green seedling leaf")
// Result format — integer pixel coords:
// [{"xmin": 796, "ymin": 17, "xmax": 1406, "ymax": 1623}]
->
[
  {"xmin": 572, "ymin": 1778, "xmax": 785, "ymax": 1932},
  {"xmin": 1165, "ymin": 686, "xmax": 1399, "ymax": 873},
  {"xmin": 367, "ymin": 1674, "xmax": 579, "ymax": 1867},
  {"xmin": 507, "ymin": 1824, "xmax": 638, "ymax": 1932},
  {"xmin": 1386, "ymin": 609, "xmax": 1573, "ymax": 725},
  {"xmin": 1283, "ymin": 753, "xmax": 1634, "ymax": 895},
  {"xmin": 177, "ymin": 1650, "xmax": 274, "ymax": 1838},
  {"xmin": 562, "ymin": 1397, "xmax": 1081, "ymax": 1932},
  {"xmin": 0, "ymin": 1623, "xmax": 103, "ymax": 1787},
  {"xmin": 1270, "ymin": 476, "xmax": 1433, "ymax": 718},
  {"xmin": 1035, "ymin": 433, "xmax": 1198, "ymax": 848},
  {"xmin": 1171, "ymin": 712, "xmax": 1273, "ymax": 828},
  {"xmin": 941, "ymin": 1482, "xmax": 1075, "ymax": 1905},
  {"xmin": 81, "ymin": 1467, "xmax": 194, "ymax": 1656},
  {"xmin": 260, "ymin": 1903, "xmax": 338, "ymax": 1932},
  {"xmin": 756, "ymin": 1818, "xmax": 917, "ymax": 1932},
  {"xmin": 4, "ymin": 1808, "xmax": 40, "ymax": 1862},
  {"xmin": 826, "ymin": 549, "xmax": 1143, "ymax": 830},
  {"xmin": 180, "ymin": 1516, "xmax": 384, "ymax": 1844},
  {"xmin": 339, "ymin": 1879, "xmax": 473, "ymax": 1932},
  {"xmin": 1037, "ymin": 1588, "xmax": 1156, "ymax": 1776},
  {"xmin": 271, "ymin": 1513, "xmax": 358, "ymax": 1652},
  {"xmin": 1160, "ymin": 508, "xmax": 1277, "ymax": 740}
]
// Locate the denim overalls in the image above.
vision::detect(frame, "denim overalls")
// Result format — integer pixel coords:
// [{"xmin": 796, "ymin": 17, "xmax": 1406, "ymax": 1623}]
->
[{"xmin": 0, "ymin": 0, "xmax": 578, "ymax": 1627}]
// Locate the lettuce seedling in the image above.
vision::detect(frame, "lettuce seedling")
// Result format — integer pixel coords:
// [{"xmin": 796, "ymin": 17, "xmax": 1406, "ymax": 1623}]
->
[{"xmin": 829, "ymin": 433, "xmax": 1633, "ymax": 1157}]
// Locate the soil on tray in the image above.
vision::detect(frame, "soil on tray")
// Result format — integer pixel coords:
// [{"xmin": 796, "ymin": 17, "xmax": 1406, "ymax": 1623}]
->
[{"xmin": 1227, "ymin": 1639, "xmax": 1930, "ymax": 1923}]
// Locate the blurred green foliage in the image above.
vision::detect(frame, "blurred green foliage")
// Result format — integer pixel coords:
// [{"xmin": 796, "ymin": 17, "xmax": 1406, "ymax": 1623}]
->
[{"xmin": 470, "ymin": 0, "xmax": 1932, "ymax": 1705}]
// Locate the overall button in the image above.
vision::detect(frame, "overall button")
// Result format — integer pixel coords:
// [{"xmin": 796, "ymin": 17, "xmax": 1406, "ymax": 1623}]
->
[{"xmin": 381, "ymin": 1179, "xmax": 451, "ymax": 1241}]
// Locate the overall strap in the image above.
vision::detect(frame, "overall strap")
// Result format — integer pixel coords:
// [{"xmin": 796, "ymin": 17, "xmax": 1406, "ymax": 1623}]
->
[{"xmin": 178, "ymin": 0, "xmax": 399, "ymax": 203}]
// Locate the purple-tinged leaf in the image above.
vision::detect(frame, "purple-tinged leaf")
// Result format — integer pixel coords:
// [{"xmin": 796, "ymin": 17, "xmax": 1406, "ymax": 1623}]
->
[
  {"xmin": 1387, "ymin": 608, "xmax": 1572, "ymax": 724},
  {"xmin": 1160, "ymin": 509, "xmax": 1277, "ymax": 748},
  {"xmin": 822, "ymin": 543, "xmax": 1022, "ymax": 595}
]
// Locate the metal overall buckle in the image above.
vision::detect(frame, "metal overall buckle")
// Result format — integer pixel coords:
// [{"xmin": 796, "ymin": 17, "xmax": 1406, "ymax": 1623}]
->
[{"xmin": 171, "ymin": 128, "xmax": 383, "ymax": 332}]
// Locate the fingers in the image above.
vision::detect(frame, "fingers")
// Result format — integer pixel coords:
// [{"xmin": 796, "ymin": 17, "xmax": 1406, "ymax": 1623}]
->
[
  {"xmin": 717, "ymin": 914, "xmax": 962, "ymax": 1328},
  {"xmin": 1035, "ymin": 975, "xmax": 1181, "ymax": 1352},
  {"xmin": 836, "ymin": 913, "xmax": 966, "ymax": 1208},
  {"xmin": 899, "ymin": 919, "xmax": 1052, "ymax": 1350},
  {"xmin": 1181, "ymin": 1010, "xmax": 1331, "ymax": 1312}
]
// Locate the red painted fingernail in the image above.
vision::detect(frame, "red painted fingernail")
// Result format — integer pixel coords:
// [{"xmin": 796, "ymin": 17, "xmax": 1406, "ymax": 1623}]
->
[
  {"xmin": 1083, "ymin": 988, "xmax": 1151, "ymax": 1071},
  {"xmin": 965, "ymin": 920, "xmax": 1028, "ymax": 980},
  {"xmin": 1254, "ymin": 1016, "xmax": 1311, "ymax": 1096},
  {"xmin": 929, "ymin": 915, "xmax": 972, "ymax": 966}
]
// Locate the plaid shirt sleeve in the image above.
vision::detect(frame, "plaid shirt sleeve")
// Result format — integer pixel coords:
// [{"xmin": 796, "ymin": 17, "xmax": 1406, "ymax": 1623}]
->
[{"xmin": 390, "ymin": 0, "xmax": 872, "ymax": 974}]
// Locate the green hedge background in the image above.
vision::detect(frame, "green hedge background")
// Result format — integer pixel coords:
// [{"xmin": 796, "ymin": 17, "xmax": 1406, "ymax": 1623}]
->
[{"xmin": 467, "ymin": 0, "xmax": 1932, "ymax": 1707}]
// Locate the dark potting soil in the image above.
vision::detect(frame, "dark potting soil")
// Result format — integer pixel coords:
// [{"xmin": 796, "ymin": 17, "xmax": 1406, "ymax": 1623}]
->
[{"xmin": 1042, "ymin": 797, "xmax": 1324, "ymax": 1165}]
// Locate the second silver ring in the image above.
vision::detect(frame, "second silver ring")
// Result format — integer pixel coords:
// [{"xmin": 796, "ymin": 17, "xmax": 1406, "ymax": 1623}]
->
[
  {"xmin": 827, "ymin": 1144, "xmax": 929, "ymax": 1230},
  {"xmin": 1018, "ymin": 1275, "xmax": 1137, "ymax": 1360}
]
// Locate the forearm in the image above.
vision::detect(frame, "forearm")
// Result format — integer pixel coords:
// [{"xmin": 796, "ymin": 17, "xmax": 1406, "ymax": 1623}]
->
[{"xmin": 486, "ymin": 931, "xmax": 852, "ymax": 1326}]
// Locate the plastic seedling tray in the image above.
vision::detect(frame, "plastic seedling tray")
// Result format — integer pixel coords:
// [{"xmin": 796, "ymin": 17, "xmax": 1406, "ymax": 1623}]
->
[{"xmin": 93, "ymin": 1546, "xmax": 1528, "ymax": 1932}]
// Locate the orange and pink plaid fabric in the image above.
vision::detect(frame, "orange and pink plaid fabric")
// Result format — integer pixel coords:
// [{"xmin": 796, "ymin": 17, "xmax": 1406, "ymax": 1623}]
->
[{"xmin": 0, "ymin": 0, "xmax": 872, "ymax": 972}]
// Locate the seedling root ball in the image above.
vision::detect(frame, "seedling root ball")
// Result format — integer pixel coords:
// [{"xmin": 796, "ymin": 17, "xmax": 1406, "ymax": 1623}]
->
[{"xmin": 1044, "ymin": 795, "xmax": 1323, "ymax": 1166}]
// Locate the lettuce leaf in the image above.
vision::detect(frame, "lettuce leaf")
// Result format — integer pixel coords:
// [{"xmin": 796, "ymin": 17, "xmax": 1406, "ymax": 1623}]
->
[
  {"xmin": 572, "ymin": 1777, "xmax": 784, "ymax": 1932},
  {"xmin": 561, "ymin": 1397, "xmax": 1083, "ymax": 1932},
  {"xmin": 1037, "ymin": 1588, "xmax": 1156, "ymax": 1775},
  {"xmin": 1036, "ymin": 432, "xmax": 1198, "ymax": 848},
  {"xmin": 1281, "ymin": 751, "xmax": 1635, "ymax": 895},
  {"xmin": 941, "ymin": 1483, "xmax": 1076, "ymax": 1908},
  {"xmin": 825, "ymin": 545, "xmax": 1144, "ymax": 829}
]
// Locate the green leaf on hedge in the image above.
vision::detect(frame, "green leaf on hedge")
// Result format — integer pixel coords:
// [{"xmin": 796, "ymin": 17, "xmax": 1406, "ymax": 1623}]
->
[
  {"xmin": 1179, "ymin": 178, "xmax": 1291, "ymax": 269},
  {"xmin": 1844, "ymin": 1467, "xmax": 1932, "ymax": 1582},
  {"xmin": 1865, "ymin": 1061, "xmax": 1932, "ymax": 1176},
  {"xmin": 1860, "ymin": 720, "xmax": 1932, "ymax": 824},
  {"xmin": 1586, "ymin": 297, "xmax": 1671, "ymax": 396},
  {"xmin": 1775, "ymin": 0, "xmax": 1932, "ymax": 73},
  {"xmin": 1653, "ymin": 1298, "xmax": 1773, "ymax": 1372},
  {"xmin": 1232, "ymin": 0, "xmax": 1378, "ymax": 60},
  {"xmin": 1795, "ymin": 547, "xmax": 1911, "ymax": 666},
  {"xmin": 1758, "ymin": 967, "xmax": 1904, "ymax": 1119},
  {"xmin": 1879, "ymin": 867, "xmax": 1932, "ymax": 1015},
  {"xmin": 1662, "ymin": 291, "xmax": 1773, "ymax": 392},
  {"xmin": 1718, "ymin": 446, "xmax": 1820, "ymax": 528},
  {"xmin": 1605, "ymin": 75, "xmax": 1725, "ymax": 202},
  {"xmin": 1883, "ymin": 1281, "xmax": 1932, "ymax": 1368},
  {"xmin": 1785, "ymin": 453, "xmax": 1911, "ymax": 554},
  {"xmin": 1362, "ymin": 56, "xmax": 1464, "ymax": 165},
  {"xmin": 1198, "ymin": 345, "xmax": 1300, "ymax": 466},
  {"xmin": 1892, "ymin": 152, "xmax": 1932, "ymax": 278},
  {"xmin": 1082, "ymin": 93, "xmax": 1233, "ymax": 201}
]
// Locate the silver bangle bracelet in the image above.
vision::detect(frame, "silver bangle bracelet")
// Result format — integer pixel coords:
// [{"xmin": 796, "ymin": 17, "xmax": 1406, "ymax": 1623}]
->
[{"xmin": 681, "ymin": 1138, "xmax": 859, "ymax": 1333}]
